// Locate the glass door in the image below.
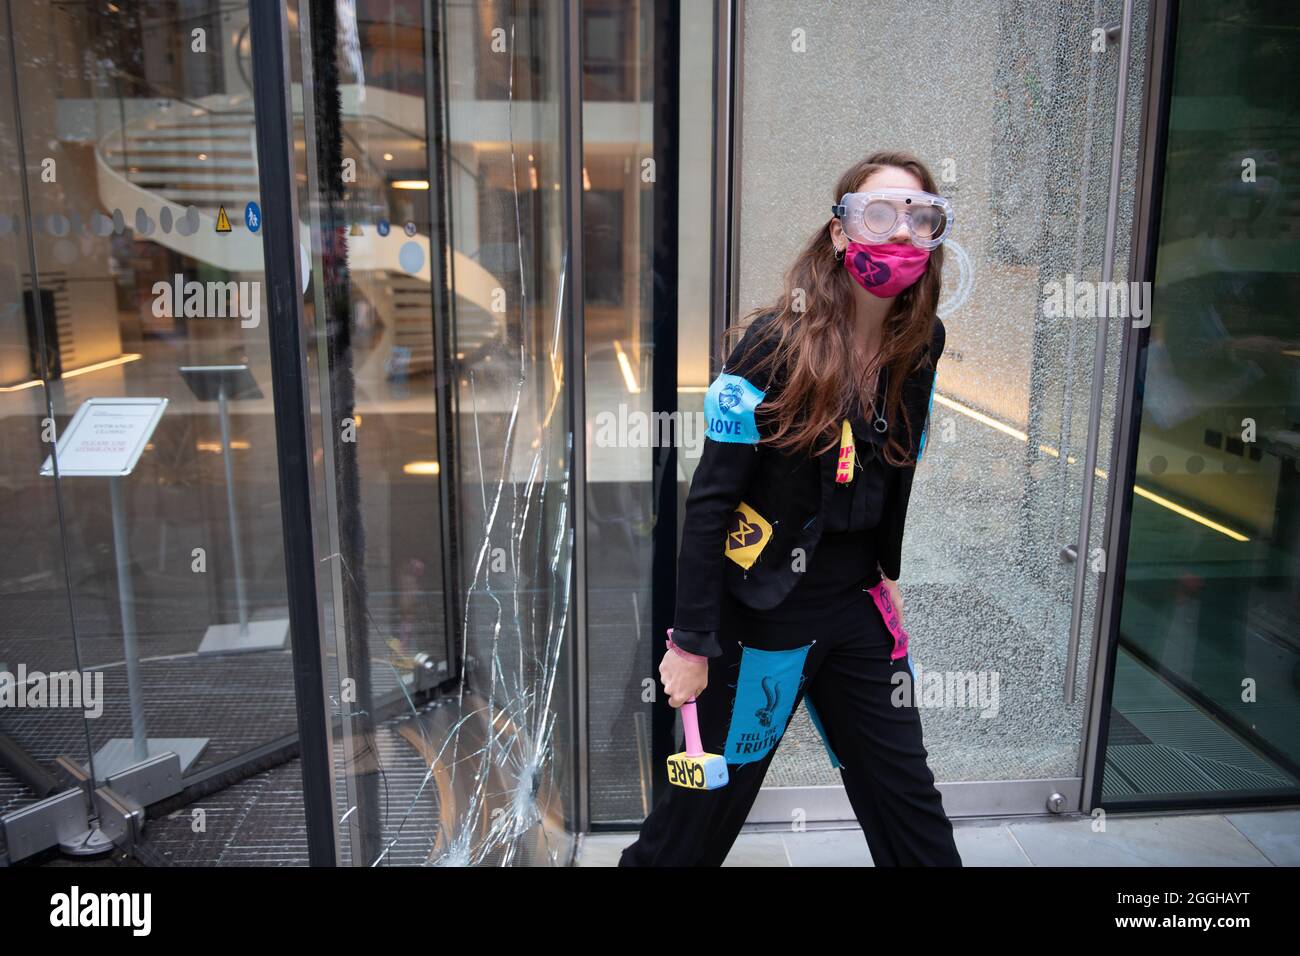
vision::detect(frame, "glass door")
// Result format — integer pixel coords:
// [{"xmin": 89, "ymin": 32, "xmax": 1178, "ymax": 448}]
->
[
  {"xmin": 0, "ymin": 6, "xmax": 97, "ymax": 859},
  {"xmin": 733, "ymin": 0, "xmax": 1151, "ymax": 819},
  {"xmin": 1, "ymin": 0, "xmax": 302, "ymax": 862},
  {"xmin": 291, "ymin": 0, "xmax": 578, "ymax": 864},
  {"xmin": 1096, "ymin": 0, "xmax": 1300, "ymax": 809}
]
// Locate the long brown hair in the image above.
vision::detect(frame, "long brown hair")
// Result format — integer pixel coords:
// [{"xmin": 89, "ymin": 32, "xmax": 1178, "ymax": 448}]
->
[{"xmin": 725, "ymin": 150, "xmax": 944, "ymax": 467}]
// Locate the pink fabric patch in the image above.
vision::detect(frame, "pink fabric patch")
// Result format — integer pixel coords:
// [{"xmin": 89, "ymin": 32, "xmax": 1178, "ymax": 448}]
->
[{"xmin": 867, "ymin": 580, "xmax": 910, "ymax": 660}]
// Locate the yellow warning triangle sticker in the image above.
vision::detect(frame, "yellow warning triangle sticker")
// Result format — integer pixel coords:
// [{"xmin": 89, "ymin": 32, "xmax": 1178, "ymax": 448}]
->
[
  {"xmin": 350, "ymin": 222, "xmax": 363, "ymax": 236},
  {"xmin": 214, "ymin": 206, "xmax": 232, "ymax": 232}
]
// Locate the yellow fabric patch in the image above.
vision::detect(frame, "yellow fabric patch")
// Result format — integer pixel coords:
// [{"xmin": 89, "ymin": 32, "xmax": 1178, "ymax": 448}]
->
[
  {"xmin": 835, "ymin": 419, "xmax": 855, "ymax": 483},
  {"xmin": 725, "ymin": 500, "xmax": 773, "ymax": 569}
]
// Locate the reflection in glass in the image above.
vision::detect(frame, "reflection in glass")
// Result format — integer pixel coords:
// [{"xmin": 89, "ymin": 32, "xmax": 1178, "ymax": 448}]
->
[
  {"xmin": 1101, "ymin": 1, "xmax": 1300, "ymax": 805},
  {"xmin": 581, "ymin": 0, "xmax": 717, "ymax": 824}
]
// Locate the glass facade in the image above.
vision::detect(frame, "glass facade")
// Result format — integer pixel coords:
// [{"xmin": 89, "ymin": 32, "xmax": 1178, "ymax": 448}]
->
[{"xmin": 0, "ymin": 0, "xmax": 1294, "ymax": 866}]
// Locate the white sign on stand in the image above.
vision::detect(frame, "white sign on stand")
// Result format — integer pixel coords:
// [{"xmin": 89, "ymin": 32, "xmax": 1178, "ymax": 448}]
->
[
  {"xmin": 41, "ymin": 397, "xmax": 208, "ymax": 782},
  {"xmin": 40, "ymin": 398, "xmax": 168, "ymax": 477}
]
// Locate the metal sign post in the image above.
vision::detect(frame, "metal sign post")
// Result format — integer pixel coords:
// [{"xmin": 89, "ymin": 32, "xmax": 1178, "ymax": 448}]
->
[
  {"xmin": 41, "ymin": 397, "xmax": 209, "ymax": 781},
  {"xmin": 179, "ymin": 365, "xmax": 290, "ymax": 653}
]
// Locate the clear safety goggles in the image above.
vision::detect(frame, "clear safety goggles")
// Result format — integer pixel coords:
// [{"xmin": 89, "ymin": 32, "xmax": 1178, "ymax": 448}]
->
[{"xmin": 831, "ymin": 188, "xmax": 954, "ymax": 250}]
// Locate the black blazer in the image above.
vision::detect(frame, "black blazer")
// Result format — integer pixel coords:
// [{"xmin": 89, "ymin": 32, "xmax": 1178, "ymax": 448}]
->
[{"xmin": 671, "ymin": 310, "xmax": 946, "ymax": 657}]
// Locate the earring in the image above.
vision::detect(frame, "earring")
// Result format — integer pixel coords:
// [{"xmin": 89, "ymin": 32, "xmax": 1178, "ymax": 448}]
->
[{"xmin": 834, "ymin": 242, "xmax": 845, "ymax": 261}]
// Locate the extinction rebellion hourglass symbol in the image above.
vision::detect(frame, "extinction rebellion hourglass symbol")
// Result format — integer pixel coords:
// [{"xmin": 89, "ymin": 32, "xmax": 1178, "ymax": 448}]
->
[{"xmin": 728, "ymin": 511, "xmax": 763, "ymax": 551}]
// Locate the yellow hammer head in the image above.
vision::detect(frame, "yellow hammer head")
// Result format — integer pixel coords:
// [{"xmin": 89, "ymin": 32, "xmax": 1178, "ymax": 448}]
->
[{"xmin": 667, "ymin": 751, "xmax": 729, "ymax": 790}]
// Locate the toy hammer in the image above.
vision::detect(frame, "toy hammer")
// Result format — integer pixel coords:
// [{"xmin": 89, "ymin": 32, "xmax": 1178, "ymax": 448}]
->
[{"xmin": 667, "ymin": 696, "xmax": 729, "ymax": 790}]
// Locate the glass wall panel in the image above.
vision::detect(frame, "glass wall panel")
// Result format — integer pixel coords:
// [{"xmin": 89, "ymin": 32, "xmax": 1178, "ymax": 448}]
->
[
  {"xmin": 0, "ymin": 3, "xmax": 94, "ymax": 862},
  {"xmin": 735, "ymin": 0, "xmax": 1148, "ymax": 794},
  {"xmin": 1099, "ymin": 0, "xmax": 1300, "ymax": 805},
  {"xmin": 296, "ymin": 0, "xmax": 576, "ymax": 863},
  {"xmin": 1, "ymin": 0, "xmax": 301, "ymax": 848},
  {"xmin": 582, "ymin": 0, "xmax": 717, "ymax": 823}
]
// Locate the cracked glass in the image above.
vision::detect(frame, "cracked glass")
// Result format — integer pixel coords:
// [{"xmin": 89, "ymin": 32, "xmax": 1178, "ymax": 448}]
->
[{"xmin": 294, "ymin": 0, "xmax": 574, "ymax": 865}]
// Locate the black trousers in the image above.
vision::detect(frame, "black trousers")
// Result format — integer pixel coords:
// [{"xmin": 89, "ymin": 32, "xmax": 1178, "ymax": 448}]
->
[{"xmin": 620, "ymin": 588, "xmax": 962, "ymax": 867}]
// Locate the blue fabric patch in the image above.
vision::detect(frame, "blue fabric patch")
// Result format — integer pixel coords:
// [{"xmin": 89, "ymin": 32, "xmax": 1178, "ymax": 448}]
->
[
  {"xmin": 723, "ymin": 643, "xmax": 812, "ymax": 765},
  {"xmin": 803, "ymin": 697, "xmax": 842, "ymax": 769},
  {"xmin": 704, "ymin": 372, "xmax": 765, "ymax": 444},
  {"xmin": 917, "ymin": 377, "xmax": 937, "ymax": 462}
]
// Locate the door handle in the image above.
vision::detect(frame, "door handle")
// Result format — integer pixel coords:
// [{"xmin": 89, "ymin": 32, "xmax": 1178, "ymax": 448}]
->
[{"xmin": 1064, "ymin": 0, "xmax": 1135, "ymax": 706}]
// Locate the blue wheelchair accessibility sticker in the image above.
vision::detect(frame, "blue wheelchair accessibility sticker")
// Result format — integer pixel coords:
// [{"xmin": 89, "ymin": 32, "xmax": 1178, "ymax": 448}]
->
[
  {"xmin": 723, "ymin": 643, "xmax": 812, "ymax": 764},
  {"xmin": 704, "ymin": 372, "xmax": 765, "ymax": 444}
]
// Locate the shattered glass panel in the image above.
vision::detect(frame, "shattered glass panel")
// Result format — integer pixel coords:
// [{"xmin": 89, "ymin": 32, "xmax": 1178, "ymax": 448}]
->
[
  {"xmin": 737, "ymin": 0, "xmax": 1148, "ymax": 787},
  {"xmin": 295, "ymin": 0, "xmax": 574, "ymax": 865},
  {"xmin": 440, "ymin": 0, "xmax": 574, "ymax": 867}
]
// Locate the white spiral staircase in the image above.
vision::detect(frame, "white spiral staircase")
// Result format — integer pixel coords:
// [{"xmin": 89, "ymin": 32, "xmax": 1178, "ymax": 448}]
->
[{"xmin": 93, "ymin": 91, "xmax": 505, "ymax": 376}]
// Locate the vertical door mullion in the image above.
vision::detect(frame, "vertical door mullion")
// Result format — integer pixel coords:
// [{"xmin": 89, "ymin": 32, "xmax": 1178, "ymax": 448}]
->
[
  {"xmin": 423, "ymin": 0, "xmax": 463, "ymax": 677},
  {"xmin": 648, "ymin": 0, "xmax": 682, "ymax": 813},
  {"xmin": 562, "ymin": 0, "xmax": 591, "ymax": 835},
  {"xmin": 248, "ymin": 0, "xmax": 337, "ymax": 867}
]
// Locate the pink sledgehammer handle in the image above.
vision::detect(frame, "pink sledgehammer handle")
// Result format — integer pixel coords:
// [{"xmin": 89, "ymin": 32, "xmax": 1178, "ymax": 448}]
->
[{"xmin": 681, "ymin": 698, "xmax": 703, "ymax": 757}]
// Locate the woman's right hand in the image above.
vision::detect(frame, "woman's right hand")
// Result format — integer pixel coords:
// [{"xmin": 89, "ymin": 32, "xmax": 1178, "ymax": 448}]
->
[{"xmin": 660, "ymin": 645, "xmax": 709, "ymax": 708}]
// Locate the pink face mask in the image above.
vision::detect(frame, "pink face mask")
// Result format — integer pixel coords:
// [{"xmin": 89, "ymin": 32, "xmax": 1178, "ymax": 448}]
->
[{"xmin": 843, "ymin": 241, "xmax": 930, "ymax": 297}]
